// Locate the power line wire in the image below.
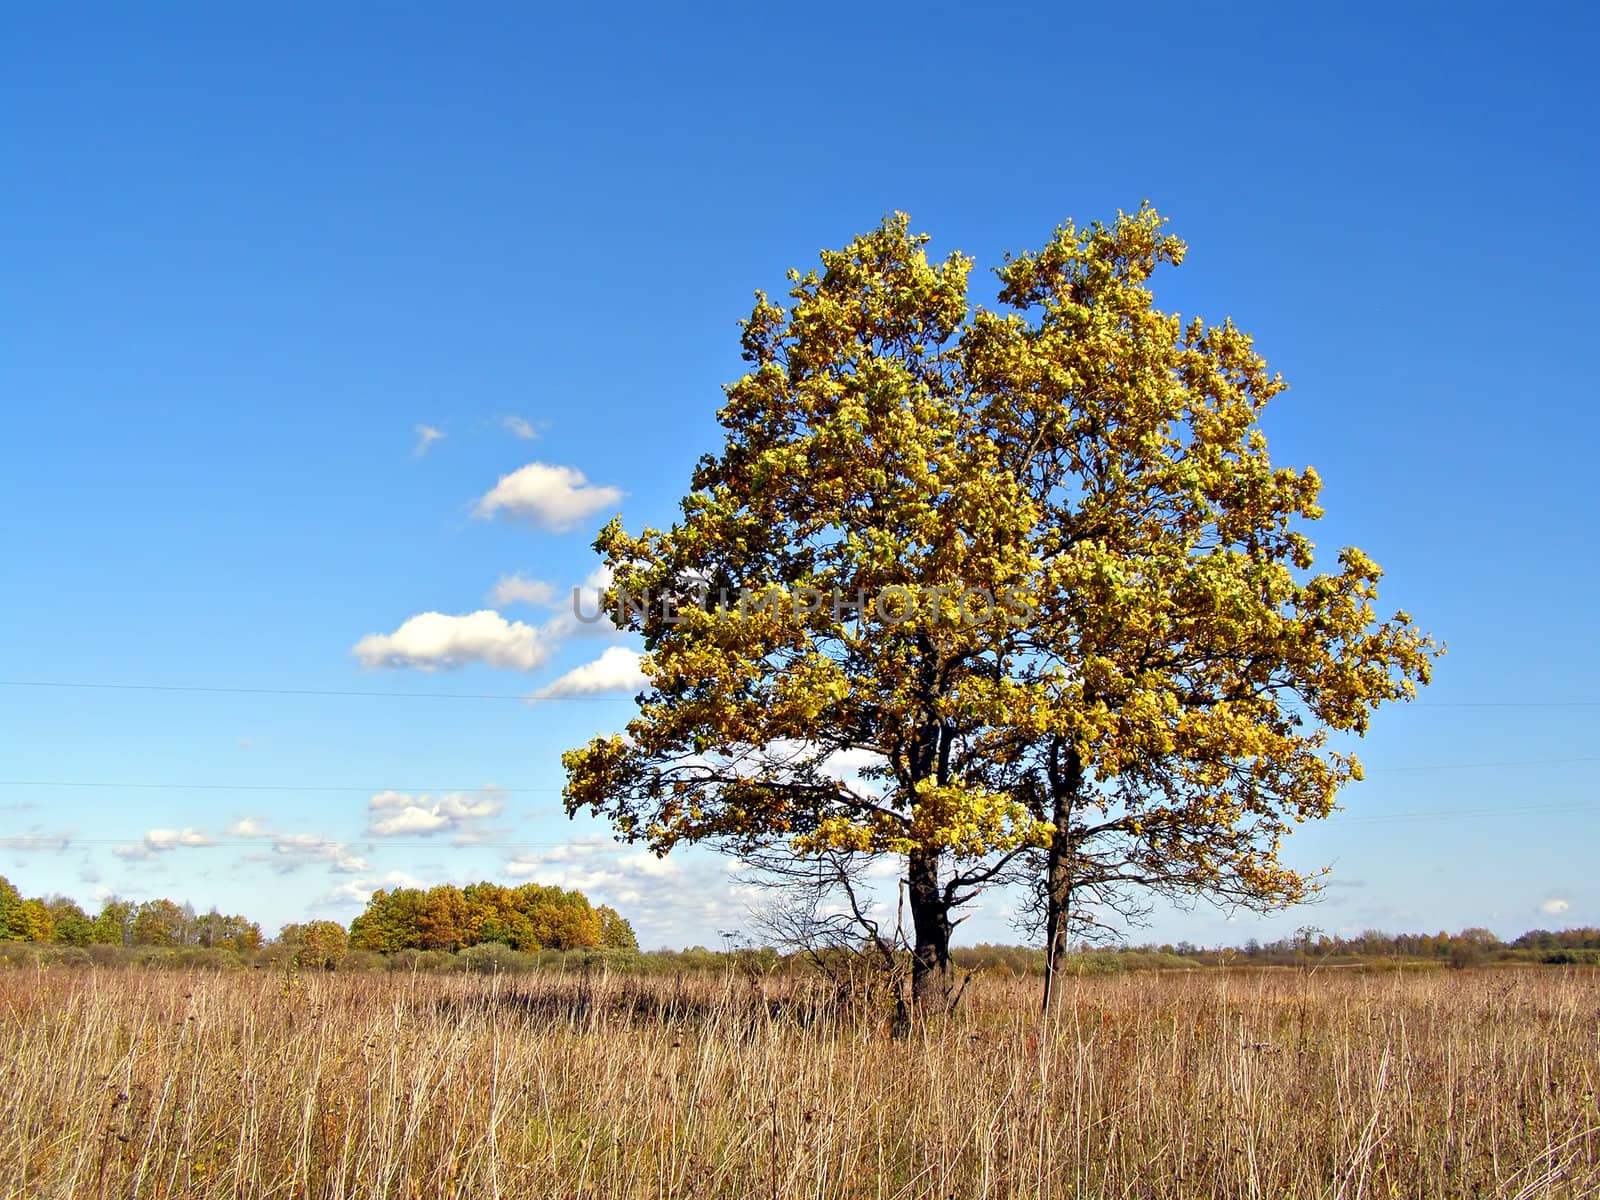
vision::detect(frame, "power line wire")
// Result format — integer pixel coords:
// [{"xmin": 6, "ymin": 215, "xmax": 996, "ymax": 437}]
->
[
  {"xmin": 0, "ymin": 680, "xmax": 625, "ymax": 703},
  {"xmin": 0, "ymin": 780, "xmax": 565, "ymax": 794},
  {"xmin": 0, "ymin": 837, "xmax": 613, "ymax": 850}
]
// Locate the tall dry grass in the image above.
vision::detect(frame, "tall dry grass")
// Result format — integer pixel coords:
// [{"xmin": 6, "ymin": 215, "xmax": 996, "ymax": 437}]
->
[{"xmin": 1, "ymin": 963, "xmax": 1596, "ymax": 1198}]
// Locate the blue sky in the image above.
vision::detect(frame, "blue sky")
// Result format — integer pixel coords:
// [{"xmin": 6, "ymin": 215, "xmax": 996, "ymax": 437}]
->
[{"xmin": 2, "ymin": 4, "xmax": 1596, "ymax": 948}]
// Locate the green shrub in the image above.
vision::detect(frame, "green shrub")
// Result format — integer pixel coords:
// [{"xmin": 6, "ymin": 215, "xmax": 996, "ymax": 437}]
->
[{"xmin": 461, "ymin": 943, "xmax": 531, "ymax": 974}]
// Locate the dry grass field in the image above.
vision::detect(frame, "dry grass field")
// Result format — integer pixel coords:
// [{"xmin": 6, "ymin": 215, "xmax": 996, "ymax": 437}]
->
[{"xmin": 1, "ymin": 963, "xmax": 1596, "ymax": 1199}]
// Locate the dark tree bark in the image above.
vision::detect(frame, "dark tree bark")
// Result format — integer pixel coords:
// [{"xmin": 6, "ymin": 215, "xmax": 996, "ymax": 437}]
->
[
  {"xmin": 908, "ymin": 847, "xmax": 952, "ymax": 1006},
  {"xmin": 1041, "ymin": 739, "xmax": 1084, "ymax": 1012}
]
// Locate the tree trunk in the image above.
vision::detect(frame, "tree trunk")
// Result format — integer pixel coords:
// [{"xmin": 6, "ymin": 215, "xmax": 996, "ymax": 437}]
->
[
  {"xmin": 907, "ymin": 848, "xmax": 951, "ymax": 1008},
  {"xmin": 1041, "ymin": 740, "xmax": 1083, "ymax": 1013},
  {"xmin": 1040, "ymin": 825, "xmax": 1072, "ymax": 1012}
]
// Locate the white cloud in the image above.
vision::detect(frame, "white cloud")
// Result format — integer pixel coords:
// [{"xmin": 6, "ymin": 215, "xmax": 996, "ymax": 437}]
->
[
  {"xmin": 505, "ymin": 847, "xmax": 678, "ymax": 898},
  {"xmin": 266, "ymin": 833, "xmax": 369, "ymax": 875},
  {"xmin": 818, "ymin": 746, "xmax": 889, "ymax": 788},
  {"xmin": 114, "ymin": 827, "xmax": 213, "ymax": 859},
  {"xmin": 502, "ymin": 415, "xmax": 539, "ymax": 440},
  {"xmin": 367, "ymin": 787, "xmax": 506, "ymax": 839},
  {"xmin": 233, "ymin": 825, "xmax": 368, "ymax": 876},
  {"xmin": 352, "ymin": 609, "xmax": 552, "ymax": 671},
  {"xmin": 505, "ymin": 845, "xmax": 589, "ymax": 876},
  {"xmin": 146, "ymin": 828, "xmax": 213, "ymax": 849},
  {"xmin": 489, "ymin": 573, "xmax": 557, "ymax": 608},
  {"xmin": 501, "ymin": 842, "xmax": 769, "ymax": 943},
  {"xmin": 1540, "ymin": 897, "xmax": 1571, "ymax": 917},
  {"xmin": 863, "ymin": 854, "xmax": 904, "ymax": 880},
  {"xmin": 619, "ymin": 851, "xmax": 677, "ymax": 878},
  {"xmin": 368, "ymin": 806, "xmax": 448, "ymax": 835},
  {"xmin": 325, "ymin": 880, "xmax": 376, "ymax": 905},
  {"xmin": 488, "ymin": 565, "xmax": 622, "ymax": 643},
  {"xmin": 0, "ymin": 832, "xmax": 72, "ymax": 852},
  {"xmin": 473, "ymin": 462, "xmax": 623, "ymax": 532},
  {"xmin": 486, "ymin": 831, "xmax": 909, "ymax": 948},
  {"xmin": 533, "ymin": 646, "xmax": 647, "ymax": 699},
  {"xmin": 324, "ymin": 870, "xmax": 428, "ymax": 906},
  {"xmin": 413, "ymin": 424, "xmax": 445, "ymax": 457},
  {"xmin": 515, "ymin": 836, "xmax": 611, "ymax": 864}
]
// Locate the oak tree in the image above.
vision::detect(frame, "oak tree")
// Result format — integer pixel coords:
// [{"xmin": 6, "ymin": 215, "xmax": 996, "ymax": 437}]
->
[{"xmin": 562, "ymin": 206, "xmax": 1437, "ymax": 1006}]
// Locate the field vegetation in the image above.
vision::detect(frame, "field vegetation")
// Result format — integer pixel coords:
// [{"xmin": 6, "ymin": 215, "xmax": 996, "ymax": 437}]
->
[{"xmin": 1, "ymin": 962, "xmax": 1595, "ymax": 1198}]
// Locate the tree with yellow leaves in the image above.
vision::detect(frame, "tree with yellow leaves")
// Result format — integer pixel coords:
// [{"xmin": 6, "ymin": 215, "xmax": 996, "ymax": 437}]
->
[{"xmin": 562, "ymin": 206, "xmax": 1438, "ymax": 1008}]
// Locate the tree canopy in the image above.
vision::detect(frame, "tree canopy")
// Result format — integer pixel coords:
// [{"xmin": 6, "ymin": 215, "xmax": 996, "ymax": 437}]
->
[{"xmin": 348, "ymin": 881, "xmax": 636, "ymax": 954}]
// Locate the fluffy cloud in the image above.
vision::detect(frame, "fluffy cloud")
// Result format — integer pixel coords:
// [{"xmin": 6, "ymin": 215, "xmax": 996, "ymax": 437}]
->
[
  {"xmin": 506, "ymin": 847, "xmax": 680, "ymax": 905},
  {"xmin": 533, "ymin": 646, "xmax": 647, "ymax": 699},
  {"xmin": 473, "ymin": 463, "xmax": 623, "ymax": 531},
  {"xmin": 323, "ymin": 870, "xmax": 428, "ymax": 906},
  {"xmin": 268, "ymin": 834, "xmax": 369, "ymax": 875},
  {"xmin": 227, "ymin": 820, "xmax": 369, "ymax": 874},
  {"xmin": 1540, "ymin": 896, "xmax": 1571, "ymax": 916},
  {"xmin": 816, "ymin": 746, "xmax": 889, "ymax": 787},
  {"xmin": 146, "ymin": 828, "xmax": 214, "ymax": 849},
  {"xmin": 502, "ymin": 416, "xmax": 539, "ymax": 440},
  {"xmin": 366, "ymin": 787, "xmax": 506, "ymax": 839},
  {"xmin": 413, "ymin": 424, "xmax": 445, "ymax": 456},
  {"xmin": 517, "ymin": 835, "xmax": 611, "ymax": 864},
  {"xmin": 500, "ymin": 842, "xmax": 778, "ymax": 945},
  {"xmin": 489, "ymin": 573, "xmax": 556, "ymax": 608},
  {"xmin": 113, "ymin": 827, "xmax": 213, "ymax": 860},
  {"xmin": 352, "ymin": 610, "xmax": 552, "ymax": 671}
]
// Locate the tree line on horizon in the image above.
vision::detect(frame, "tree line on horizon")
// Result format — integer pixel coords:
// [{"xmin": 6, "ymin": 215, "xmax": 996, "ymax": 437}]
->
[
  {"xmin": 0, "ymin": 874, "xmax": 635, "ymax": 956},
  {"xmin": 2, "ymin": 872, "xmax": 1595, "ymax": 968}
]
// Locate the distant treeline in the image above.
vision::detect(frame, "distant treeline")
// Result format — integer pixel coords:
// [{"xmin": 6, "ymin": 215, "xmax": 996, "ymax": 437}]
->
[
  {"xmin": 3, "ymin": 874, "xmax": 1594, "ymax": 970},
  {"xmin": 0, "ymin": 874, "xmax": 636, "ymax": 960},
  {"xmin": 0, "ymin": 877, "xmax": 263, "ymax": 951},
  {"xmin": 1222, "ymin": 927, "xmax": 1600, "ymax": 967},
  {"xmin": 953, "ymin": 926, "xmax": 1600, "ymax": 972}
]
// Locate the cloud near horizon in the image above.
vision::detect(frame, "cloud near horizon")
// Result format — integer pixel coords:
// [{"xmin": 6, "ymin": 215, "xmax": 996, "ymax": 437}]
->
[
  {"xmin": 323, "ymin": 870, "xmax": 429, "ymax": 907},
  {"xmin": 366, "ymin": 788, "xmax": 507, "ymax": 839},
  {"xmin": 506, "ymin": 844, "xmax": 689, "ymax": 909},
  {"xmin": 113, "ymin": 827, "xmax": 214, "ymax": 860},
  {"xmin": 226, "ymin": 819, "xmax": 370, "ymax": 875}
]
